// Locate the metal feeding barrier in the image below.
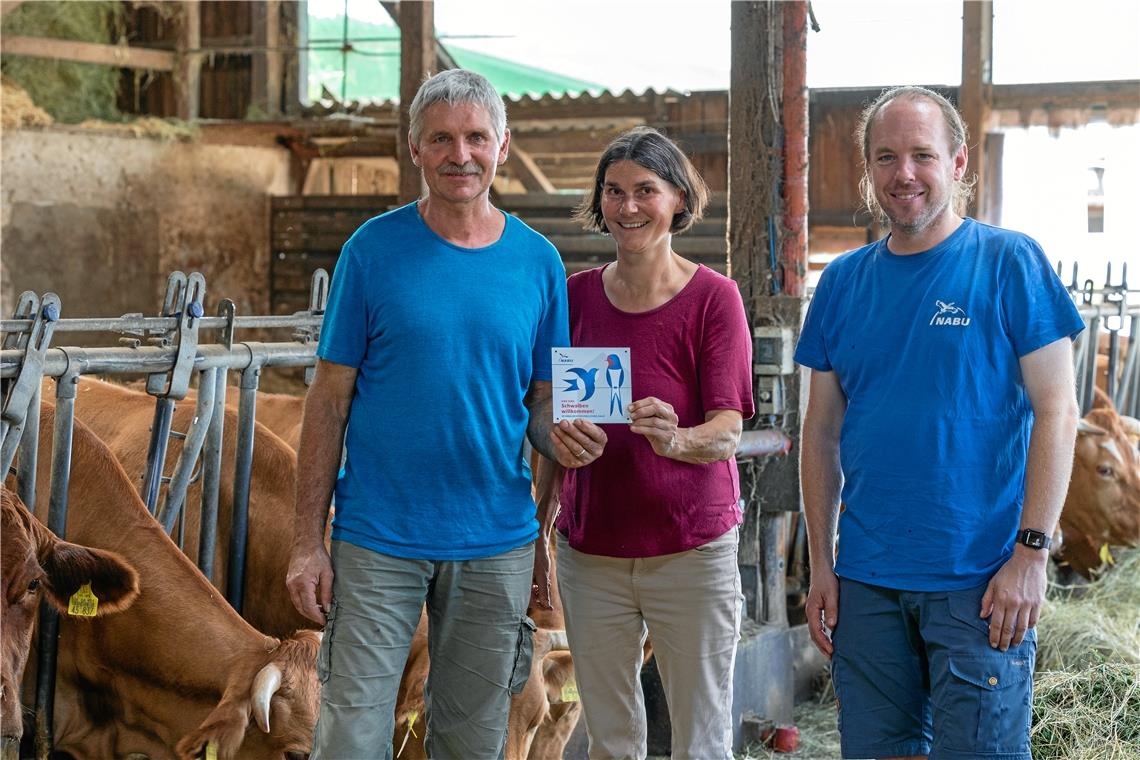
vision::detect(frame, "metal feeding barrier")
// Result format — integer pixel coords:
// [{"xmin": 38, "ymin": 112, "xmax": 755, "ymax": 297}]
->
[
  {"xmin": 0, "ymin": 269, "xmax": 327, "ymax": 759},
  {"xmin": 1059, "ymin": 260, "xmax": 1139, "ymax": 418}
]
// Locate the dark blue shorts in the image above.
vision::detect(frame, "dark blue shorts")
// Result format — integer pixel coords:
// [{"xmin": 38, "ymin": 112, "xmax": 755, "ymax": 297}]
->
[{"xmin": 831, "ymin": 578, "xmax": 1035, "ymax": 760}]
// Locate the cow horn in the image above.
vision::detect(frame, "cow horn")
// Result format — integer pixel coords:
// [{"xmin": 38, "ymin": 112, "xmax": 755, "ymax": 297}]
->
[
  {"xmin": 1077, "ymin": 418, "xmax": 1107, "ymax": 436},
  {"xmin": 252, "ymin": 663, "xmax": 283, "ymax": 734},
  {"xmin": 547, "ymin": 630, "xmax": 570, "ymax": 651}
]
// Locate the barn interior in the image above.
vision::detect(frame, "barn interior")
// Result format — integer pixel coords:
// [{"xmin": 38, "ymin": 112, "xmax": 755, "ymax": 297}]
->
[{"xmin": 2, "ymin": 1, "xmax": 1139, "ymax": 759}]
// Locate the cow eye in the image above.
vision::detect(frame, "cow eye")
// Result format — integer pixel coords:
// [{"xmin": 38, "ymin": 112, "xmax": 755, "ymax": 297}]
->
[
  {"xmin": 1096, "ymin": 464, "xmax": 1114, "ymax": 478},
  {"xmin": 26, "ymin": 578, "xmax": 41, "ymax": 593}
]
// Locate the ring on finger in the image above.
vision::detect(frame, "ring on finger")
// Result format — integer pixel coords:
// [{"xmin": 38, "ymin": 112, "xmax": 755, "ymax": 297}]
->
[{"xmin": 575, "ymin": 447, "xmax": 587, "ymax": 458}]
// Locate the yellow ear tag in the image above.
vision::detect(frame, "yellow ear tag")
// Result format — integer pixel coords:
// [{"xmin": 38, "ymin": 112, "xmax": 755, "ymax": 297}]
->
[
  {"xmin": 1099, "ymin": 543, "xmax": 1115, "ymax": 566},
  {"xmin": 67, "ymin": 583, "xmax": 98, "ymax": 617},
  {"xmin": 407, "ymin": 709, "xmax": 419, "ymax": 738},
  {"xmin": 560, "ymin": 679, "xmax": 580, "ymax": 703},
  {"xmin": 204, "ymin": 741, "xmax": 218, "ymax": 760}
]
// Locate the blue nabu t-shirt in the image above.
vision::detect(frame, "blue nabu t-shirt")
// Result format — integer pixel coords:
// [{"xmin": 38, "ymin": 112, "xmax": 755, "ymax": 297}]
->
[
  {"xmin": 318, "ymin": 202, "xmax": 569, "ymax": 560},
  {"xmin": 795, "ymin": 219, "xmax": 1084, "ymax": 591}
]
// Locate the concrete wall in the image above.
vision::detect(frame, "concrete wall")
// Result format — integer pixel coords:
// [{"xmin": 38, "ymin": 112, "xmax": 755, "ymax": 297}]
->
[{"xmin": 1, "ymin": 127, "xmax": 291, "ymax": 327}]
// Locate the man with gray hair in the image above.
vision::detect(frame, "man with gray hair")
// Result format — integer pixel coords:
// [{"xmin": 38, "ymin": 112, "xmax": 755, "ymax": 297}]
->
[
  {"xmin": 796, "ymin": 86, "xmax": 1083, "ymax": 759},
  {"xmin": 286, "ymin": 68, "xmax": 606, "ymax": 758}
]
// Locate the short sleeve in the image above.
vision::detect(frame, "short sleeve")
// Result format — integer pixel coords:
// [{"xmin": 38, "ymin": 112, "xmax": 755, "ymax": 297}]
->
[
  {"xmin": 529, "ymin": 252, "xmax": 570, "ymax": 382},
  {"xmin": 794, "ymin": 264, "xmax": 836, "ymax": 371},
  {"xmin": 317, "ymin": 242, "xmax": 369, "ymax": 368},
  {"xmin": 699, "ymin": 277, "xmax": 755, "ymax": 419},
  {"xmin": 999, "ymin": 237, "xmax": 1085, "ymax": 357}
]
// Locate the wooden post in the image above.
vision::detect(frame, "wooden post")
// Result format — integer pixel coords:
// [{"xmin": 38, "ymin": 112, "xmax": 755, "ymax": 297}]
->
[
  {"xmin": 398, "ymin": 1, "xmax": 435, "ymax": 205},
  {"xmin": 176, "ymin": 0, "xmax": 201, "ymax": 121},
  {"xmin": 960, "ymin": 0, "xmax": 993, "ymax": 221},
  {"xmin": 729, "ymin": 1, "xmax": 802, "ymax": 630},
  {"xmin": 251, "ymin": 0, "xmax": 283, "ymax": 117}
]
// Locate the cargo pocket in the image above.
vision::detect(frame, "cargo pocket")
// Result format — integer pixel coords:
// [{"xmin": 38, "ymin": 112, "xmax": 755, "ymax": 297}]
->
[
  {"xmin": 317, "ymin": 598, "xmax": 338, "ymax": 684},
  {"xmin": 945, "ymin": 651, "xmax": 1033, "ymax": 754},
  {"xmin": 508, "ymin": 616, "xmax": 537, "ymax": 695}
]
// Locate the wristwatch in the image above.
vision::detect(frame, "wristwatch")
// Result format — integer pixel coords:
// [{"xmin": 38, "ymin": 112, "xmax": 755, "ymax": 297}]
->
[{"xmin": 1017, "ymin": 528, "xmax": 1052, "ymax": 550}]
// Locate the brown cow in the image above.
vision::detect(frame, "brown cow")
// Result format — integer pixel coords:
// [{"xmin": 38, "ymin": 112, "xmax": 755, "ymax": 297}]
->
[
  {"xmin": 1, "ymin": 488, "xmax": 139, "ymax": 757},
  {"xmin": 1058, "ymin": 390, "xmax": 1140, "ymax": 578},
  {"xmin": 70, "ymin": 376, "xmax": 311, "ymax": 638},
  {"xmin": 22, "ymin": 406, "xmax": 321, "ymax": 759},
  {"xmin": 392, "ymin": 610, "xmax": 555, "ymax": 760}
]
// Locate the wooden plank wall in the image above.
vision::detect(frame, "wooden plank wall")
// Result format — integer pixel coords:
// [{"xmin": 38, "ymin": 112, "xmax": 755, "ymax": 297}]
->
[
  {"xmin": 269, "ymin": 193, "xmax": 729, "ymax": 313},
  {"xmin": 119, "ymin": 1, "xmax": 255, "ymax": 120}
]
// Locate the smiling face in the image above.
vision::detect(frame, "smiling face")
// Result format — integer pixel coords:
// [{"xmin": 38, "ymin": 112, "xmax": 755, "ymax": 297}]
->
[
  {"xmin": 867, "ymin": 96, "xmax": 968, "ymax": 252},
  {"xmin": 409, "ymin": 101, "xmax": 509, "ymax": 207},
  {"xmin": 599, "ymin": 160, "xmax": 685, "ymax": 257}
]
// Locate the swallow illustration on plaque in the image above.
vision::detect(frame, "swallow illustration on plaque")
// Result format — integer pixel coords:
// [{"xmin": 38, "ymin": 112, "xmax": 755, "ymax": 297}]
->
[
  {"xmin": 606, "ymin": 353, "xmax": 625, "ymax": 417},
  {"xmin": 563, "ymin": 366, "xmax": 599, "ymax": 401}
]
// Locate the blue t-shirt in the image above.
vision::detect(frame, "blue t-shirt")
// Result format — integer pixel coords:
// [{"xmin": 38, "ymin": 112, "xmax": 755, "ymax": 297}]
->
[
  {"xmin": 795, "ymin": 219, "xmax": 1083, "ymax": 590},
  {"xmin": 318, "ymin": 202, "xmax": 569, "ymax": 560}
]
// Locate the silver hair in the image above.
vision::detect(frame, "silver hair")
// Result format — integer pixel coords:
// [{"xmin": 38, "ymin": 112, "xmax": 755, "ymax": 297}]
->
[
  {"xmin": 408, "ymin": 69, "xmax": 507, "ymax": 146},
  {"xmin": 855, "ymin": 85, "xmax": 976, "ymax": 220}
]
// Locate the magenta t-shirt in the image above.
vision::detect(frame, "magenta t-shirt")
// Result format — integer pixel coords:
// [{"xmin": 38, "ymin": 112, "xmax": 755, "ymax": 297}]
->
[{"xmin": 556, "ymin": 264, "xmax": 755, "ymax": 557}]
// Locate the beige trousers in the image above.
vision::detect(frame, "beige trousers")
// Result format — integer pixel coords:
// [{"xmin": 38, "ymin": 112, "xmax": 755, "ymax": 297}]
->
[{"xmin": 556, "ymin": 528, "xmax": 742, "ymax": 760}]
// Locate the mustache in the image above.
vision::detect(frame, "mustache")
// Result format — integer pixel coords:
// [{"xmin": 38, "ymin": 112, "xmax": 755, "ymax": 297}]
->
[{"xmin": 438, "ymin": 162, "xmax": 482, "ymax": 176}]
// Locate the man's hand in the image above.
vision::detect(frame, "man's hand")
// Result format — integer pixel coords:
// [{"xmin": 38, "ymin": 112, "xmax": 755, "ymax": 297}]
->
[
  {"xmin": 805, "ymin": 568, "xmax": 839, "ymax": 659},
  {"xmin": 550, "ymin": 418, "xmax": 607, "ymax": 469},
  {"xmin": 286, "ymin": 542, "xmax": 335, "ymax": 625},
  {"xmin": 980, "ymin": 547, "xmax": 1048, "ymax": 650}
]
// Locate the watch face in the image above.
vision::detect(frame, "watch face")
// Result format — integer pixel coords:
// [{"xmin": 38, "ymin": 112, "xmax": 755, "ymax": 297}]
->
[{"xmin": 1020, "ymin": 529, "xmax": 1049, "ymax": 549}]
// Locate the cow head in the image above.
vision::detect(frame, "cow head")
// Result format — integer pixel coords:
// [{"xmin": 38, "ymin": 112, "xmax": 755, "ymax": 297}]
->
[
  {"xmin": 173, "ymin": 629, "xmax": 322, "ymax": 760},
  {"xmin": 1, "ymin": 488, "xmax": 139, "ymax": 752},
  {"xmin": 1060, "ymin": 394, "xmax": 1140, "ymax": 577}
]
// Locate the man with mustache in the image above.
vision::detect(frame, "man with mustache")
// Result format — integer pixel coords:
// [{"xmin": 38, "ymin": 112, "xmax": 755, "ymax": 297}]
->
[
  {"xmin": 796, "ymin": 86, "xmax": 1083, "ymax": 760},
  {"xmin": 287, "ymin": 69, "xmax": 604, "ymax": 759}
]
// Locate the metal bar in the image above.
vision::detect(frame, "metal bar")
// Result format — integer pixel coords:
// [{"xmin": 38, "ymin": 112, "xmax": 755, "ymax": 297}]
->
[
  {"xmin": 1118, "ymin": 314, "xmax": 1139, "ymax": 417},
  {"xmin": 198, "ymin": 365, "xmax": 228, "ymax": 581},
  {"xmin": 141, "ymin": 398, "xmax": 176, "ymax": 515},
  {"xmin": 736, "ymin": 429, "xmax": 793, "ymax": 458},
  {"xmin": 1080, "ymin": 317, "xmax": 1101, "ymax": 415},
  {"xmin": 158, "ymin": 369, "xmax": 216, "ymax": 534},
  {"xmin": 16, "ymin": 382, "xmax": 41, "ymax": 512},
  {"xmin": 34, "ymin": 365, "xmax": 80, "ymax": 758},
  {"xmin": 2, "ymin": 341, "xmax": 318, "ymax": 379},
  {"xmin": 1, "ymin": 314, "xmax": 323, "ymax": 334},
  {"xmin": 226, "ymin": 365, "xmax": 262, "ymax": 613}
]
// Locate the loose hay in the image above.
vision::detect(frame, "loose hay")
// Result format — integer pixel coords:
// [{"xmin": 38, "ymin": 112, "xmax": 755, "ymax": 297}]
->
[
  {"xmin": 1037, "ymin": 548, "xmax": 1140, "ymax": 671},
  {"xmin": 1030, "ymin": 663, "xmax": 1140, "ymax": 760},
  {"xmin": 1, "ymin": 76, "xmax": 53, "ymax": 129}
]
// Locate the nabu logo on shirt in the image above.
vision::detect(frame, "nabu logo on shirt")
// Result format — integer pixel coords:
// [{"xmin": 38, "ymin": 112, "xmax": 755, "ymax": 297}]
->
[{"xmin": 929, "ymin": 300, "xmax": 971, "ymax": 327}]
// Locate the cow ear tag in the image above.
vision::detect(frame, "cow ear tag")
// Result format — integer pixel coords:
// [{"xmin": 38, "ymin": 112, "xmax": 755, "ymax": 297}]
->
[
  {"xmin": 1099, "ymin": 543, "xmax": 1115, "ymax": 567},
  {"xmin": 560, "ymin": 679, "xmax": 580, "ymax": 703},
  {"xmin": 204, "ymin": 742, "xmax": 218, "ymax": 760},
  {"xmin": 67, "ymin": 583, "xmax": 98, "ymax": 617}
]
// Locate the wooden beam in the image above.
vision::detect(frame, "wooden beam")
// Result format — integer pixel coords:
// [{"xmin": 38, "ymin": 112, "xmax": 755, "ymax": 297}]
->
[
  {"xmin": 0, "ymin": 35, "xmax": 174, "ymax": 71},
  {"xmin": 960, "ymin": 0, "xmax": 993, "ymax": 221},
  {"xmin": 506, "ymin": 145, "xmax": 556, "ymax": 194},
  {"xmin": 398, "ymin": 1, "xmax": 434, "ymax": 204},
  {"xmin": 251, "ymin": 0, "xmax": 284, "ymax": 117},
  {"xmin": 176, "ymin": 0, "xmax": 201, "ymax": 120},
  {"xmin": 380, "ymin": 1, "xmax": 458, "ymax": 71}
]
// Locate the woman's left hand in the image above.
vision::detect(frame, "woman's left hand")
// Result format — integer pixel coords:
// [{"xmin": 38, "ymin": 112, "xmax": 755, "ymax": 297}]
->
[{"xmin": 629, "ymin": 396, "xmax": 681, "ymax": 457}]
